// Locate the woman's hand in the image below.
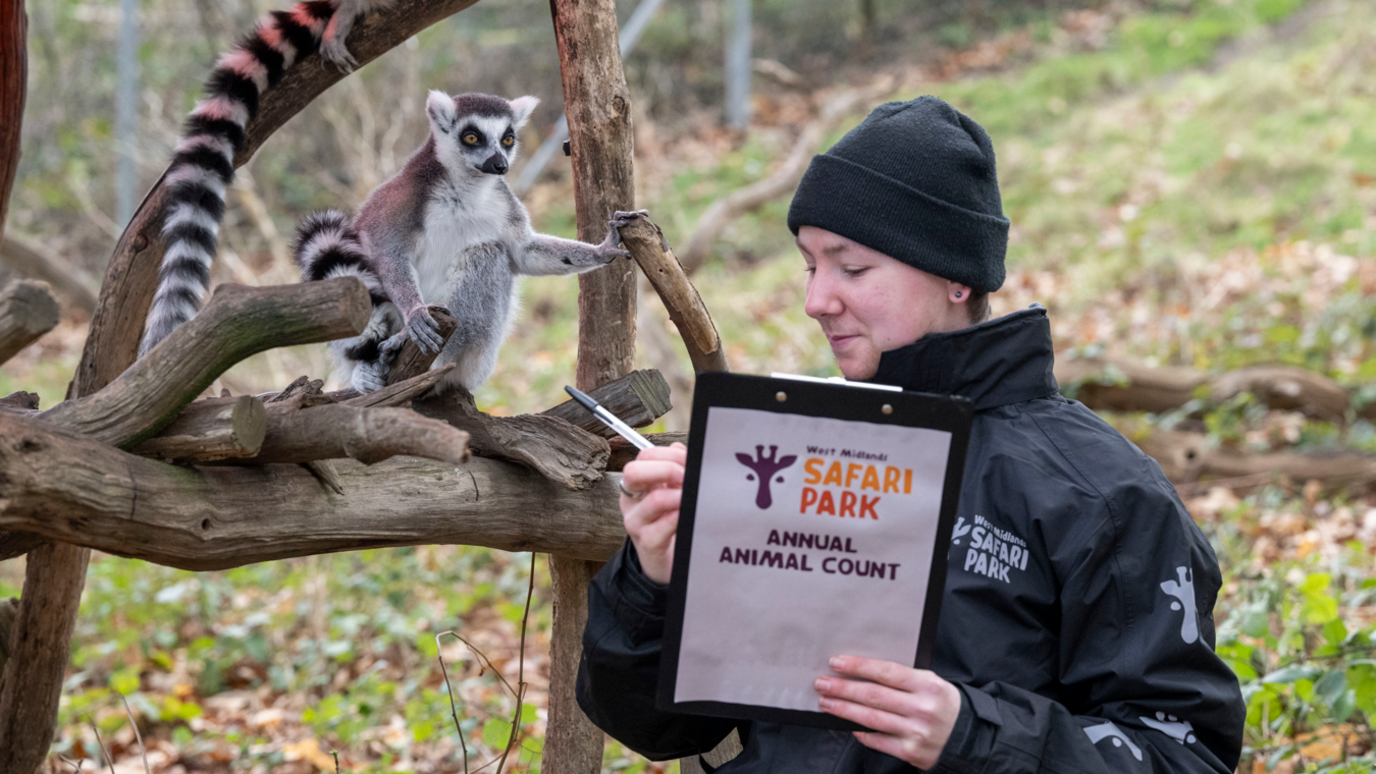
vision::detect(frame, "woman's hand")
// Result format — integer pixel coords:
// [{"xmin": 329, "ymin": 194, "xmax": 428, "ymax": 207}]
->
[
  {"xmin": 619, "ymin": 443, "xmax": 687, "ymax": 585},
  {"xmin": 815, "ymin": 655, "xmax": 961, "ymax": 768}
]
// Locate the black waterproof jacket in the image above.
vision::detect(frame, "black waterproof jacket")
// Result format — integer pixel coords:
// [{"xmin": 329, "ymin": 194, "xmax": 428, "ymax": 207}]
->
[{"xmin": 577, "ymin": 307, "xmax": 1246, "ymax": 773}]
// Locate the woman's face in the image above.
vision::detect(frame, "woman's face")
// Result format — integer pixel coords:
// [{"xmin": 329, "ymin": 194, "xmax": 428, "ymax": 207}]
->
[{"xmin": 798, "ymin": 226, "xmax": 971, "ymax": 380}]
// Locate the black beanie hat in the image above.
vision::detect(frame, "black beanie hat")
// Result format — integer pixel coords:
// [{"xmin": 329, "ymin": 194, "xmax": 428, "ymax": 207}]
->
[{"xmin": 787, "ymin": 96, "xmax": 1009, "ymax": 292}]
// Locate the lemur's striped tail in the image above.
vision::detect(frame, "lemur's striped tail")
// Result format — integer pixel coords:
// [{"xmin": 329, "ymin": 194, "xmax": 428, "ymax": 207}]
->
[
  {"xmin": 293, "ymin": 210, "xmax": 388, "ymax": 305},
  {"xmin": 139, "ymin": 1, "xmax": 339, "ymax": 356},
  {"xmin": 294, "ymin": 210, "xmax": 399, "ymax": 391}
]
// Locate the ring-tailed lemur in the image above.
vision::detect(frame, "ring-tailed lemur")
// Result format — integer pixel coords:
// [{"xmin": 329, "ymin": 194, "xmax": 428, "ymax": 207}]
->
[
  {"xmin": 139, "ymin": 0, "xmax": 397, "ymax": 356},
  {"xmin": 293, "ymin": 90, "xmax": 635, "ymax": 393}
]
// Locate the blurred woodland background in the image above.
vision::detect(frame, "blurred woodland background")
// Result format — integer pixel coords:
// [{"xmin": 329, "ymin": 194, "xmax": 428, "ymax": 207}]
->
[{"xmin": 2, "ymin": 0, "xmax": 1376, "ymax": 770}]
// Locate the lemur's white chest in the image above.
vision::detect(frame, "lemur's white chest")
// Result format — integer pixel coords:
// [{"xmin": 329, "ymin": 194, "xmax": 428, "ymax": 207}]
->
[{"xmin": 413, "ymin": 184, "xmax": 512, "ymax": 302}]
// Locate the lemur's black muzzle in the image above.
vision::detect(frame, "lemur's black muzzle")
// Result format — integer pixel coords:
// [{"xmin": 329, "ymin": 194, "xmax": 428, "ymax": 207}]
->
[{"xmin": 481, "ymin": 154, "xmax": 509, "ymax": 175}]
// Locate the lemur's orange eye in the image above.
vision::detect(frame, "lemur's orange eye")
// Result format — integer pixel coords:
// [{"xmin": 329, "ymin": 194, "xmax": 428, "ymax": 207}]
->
[
  {"xmin": 502, "ymin": 135, "xmax": 515, "ymax": 147},
  {"xmin": 462, "ymin": 133, "xmax": 479, "ymax": 145}
]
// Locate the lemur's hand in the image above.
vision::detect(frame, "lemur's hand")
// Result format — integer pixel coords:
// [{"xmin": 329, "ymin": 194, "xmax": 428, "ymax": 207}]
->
[
  {"xmin": 405, "ymin": 307, "xmax": 445, "ymax": 354},
  {"xmin": 600, "ymin": 210, "xmax": 651, "ymax": 262}
]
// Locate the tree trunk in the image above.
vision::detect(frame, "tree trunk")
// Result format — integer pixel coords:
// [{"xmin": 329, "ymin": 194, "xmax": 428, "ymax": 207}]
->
[
  {"xmin": 0, "ymin": 0, "xmax": 24, "ymax": 244},
  {"xmin": 549, "ymin": 0, "xmax": 638, "ymax": 768}
]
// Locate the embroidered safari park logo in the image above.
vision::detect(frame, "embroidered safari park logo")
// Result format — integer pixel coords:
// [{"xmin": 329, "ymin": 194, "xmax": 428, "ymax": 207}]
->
[
  {"xmin": 735, "ymin": 445, "xmax": 798, "ymax": 509},
  {"xmin": 951, "ymin": 514, "xmax": 1028, "ymax": 584}
]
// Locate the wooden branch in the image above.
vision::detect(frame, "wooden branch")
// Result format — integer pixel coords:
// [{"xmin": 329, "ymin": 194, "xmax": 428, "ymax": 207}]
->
[
  {"xmin": 413, "ymin": 391, "xmax": 608, "ymax": 491},
  {"xmin": 0, "ymin": 279, "xmax": 59, "ymax": 366},
  {"xmin": 551, "ymin": 0, "xmax": 638, "ymax": 765},
  {"xmin": 247, "ymin": 403, "xmax": 470, "ymax": 467},
  {"xmin": 1057, "ymin": 357, "xmax": 1369, "ymax": 422},
  {"xmin": 73, "ymin": 0, "xmax": 484, "ymax": 396},
  {"xmin": 387, "ymin": 305, "xmax": 457, "ymax": 385},
  {"xmin": 676, "ymin": 76, "xmax": 897, "ymax": 274},
  {"xmin": 620, "ymin": 217, "xmax": 728, "ymax": 373},
  {"xmin": 0, "ymin": 390, "xmax": 38, "ymax": 411},
  {"xmin": 340, "ymin": 363, "xmax": 456, "ymax": 408},
  {"xmin": 607, "ymin": 431, "xmax": 687, "ymax": 471},
  {"xmin": 43, "ymin": 278, "xmax": 370, "ymax": 448},
  {"xmin": 0, "ymin": 234, "xmax": 99, "ymax": 313},
  {"xmin": 1131, "ymin": 426, "xmax": 1376, "ymax": 488},
  {"xmin": 0, "ymin": 532, "xmax": 45, "ymax": 563},
  {"xmin": 0, "ymin": 413, "xmax": 623, "ymax": 570},
  {"xmin": 540, "ymin": 368, "xmax": 671, "ymax": 437},
  {"xmin": 0, "ymin": 0, "xmax": 24, "ymax": 243},
  {"xmin": 130, "ymin": 395, "xmax": 267, "ymax": 463}
]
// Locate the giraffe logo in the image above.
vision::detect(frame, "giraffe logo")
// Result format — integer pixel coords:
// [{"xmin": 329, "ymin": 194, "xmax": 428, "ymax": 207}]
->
[
  {"xmin": 950, "ymin": 516, "xmax": 972, "ymax": 545},
  {"xmin": 1083, "ymin": 721, "xmax": 1143, "ymax": 762},
  {"xmin": 1160, "ymin": 566, "xmax": 1199, "ymax": 644},
  {"xmin": 1140, "ymin": 711, "xmax": 1197, "ymax": 745},
  {"xmin": 735, "ymin": 445, "xmax": 797, "ymax": 509}
]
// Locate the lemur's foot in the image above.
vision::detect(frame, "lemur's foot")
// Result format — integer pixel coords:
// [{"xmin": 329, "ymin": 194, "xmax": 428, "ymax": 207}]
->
[
  {"xmin": 405, "ymin": 308, "xmax": 445, "ymax": 354},
  {"xmin": 351, "ymin": 361, "xmax": 388, "ymax": 393},
  {"xmin": 378, "ymin": 331, "xmax": 407, "ymax": 365},
  {"xmin": 319, "ymin": 37, "xmax": 359, "ymax": 72}
]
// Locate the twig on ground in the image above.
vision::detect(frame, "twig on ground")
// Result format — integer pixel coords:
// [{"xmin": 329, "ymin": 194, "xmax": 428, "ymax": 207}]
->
[
  {"xmin": 89, "ymin": 717, "xmax": 114, "ymax": 773},
  {"xmin": 115, "ymin": 690, "xmax": 151, "ymax": 774},
  {"xmin": 436, "ymin": 631, "xmax": 472, "ymax": 774},
  {"xmin": 495, "ymin": 552, "xmax": 538, "ymax": 774}
]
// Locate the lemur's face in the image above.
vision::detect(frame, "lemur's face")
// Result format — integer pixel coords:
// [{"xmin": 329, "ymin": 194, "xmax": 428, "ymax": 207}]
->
[{"xmin": 426, "ymin": 92, "xmax": 540, "ymax": 177}]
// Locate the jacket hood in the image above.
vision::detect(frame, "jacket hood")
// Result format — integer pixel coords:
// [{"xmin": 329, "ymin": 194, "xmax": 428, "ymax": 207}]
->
[{"xmin": 870, "ymin": 305, "xmax": 1058, "ymax": 411}]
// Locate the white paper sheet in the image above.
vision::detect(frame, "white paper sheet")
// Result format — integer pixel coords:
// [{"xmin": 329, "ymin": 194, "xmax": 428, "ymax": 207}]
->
[{"xmin": 674, "ymin": 406, "xmax": 953, "ymax": 712}]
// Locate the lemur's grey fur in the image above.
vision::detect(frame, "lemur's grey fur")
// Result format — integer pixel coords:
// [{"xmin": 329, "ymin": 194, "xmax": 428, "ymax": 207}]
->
[
  {"xmin": 293, "ymin": 91, "xmax": 633, "ymax": 393},
  {"xmin": 139, "ymin": 0, "xmax": 396, "ymax": 356}
]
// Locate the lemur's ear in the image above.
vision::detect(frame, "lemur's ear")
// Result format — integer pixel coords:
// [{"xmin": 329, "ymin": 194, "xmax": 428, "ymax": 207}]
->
[
  {"xmin": 508, "ymin": 96, "xmax": 539, "ymax": 129},
  {"xmin": 426, "ymin": 90, "xmax": 458, "ymax": 134}
]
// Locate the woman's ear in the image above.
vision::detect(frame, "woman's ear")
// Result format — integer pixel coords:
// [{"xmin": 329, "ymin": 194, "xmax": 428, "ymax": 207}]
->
[{"xmin": 948, "ymin": 282, "xmax": 972, "ymax": 304}]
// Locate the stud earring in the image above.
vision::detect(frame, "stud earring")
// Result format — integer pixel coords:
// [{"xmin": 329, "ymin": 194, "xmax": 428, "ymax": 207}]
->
[{"xmin": 954, "ymin": 291, "xmax": 963, "ymax": 299}]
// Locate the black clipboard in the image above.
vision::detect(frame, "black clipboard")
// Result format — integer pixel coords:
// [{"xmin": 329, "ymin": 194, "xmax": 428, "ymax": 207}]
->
[{"xmin": 656, "ymin": 371, "xmax": 973, "ymax": 731}]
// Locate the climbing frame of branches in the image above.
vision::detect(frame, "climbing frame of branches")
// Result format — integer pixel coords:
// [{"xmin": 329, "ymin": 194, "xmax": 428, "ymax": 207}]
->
[{"xmin": 0, "ymin": 0, "xmax": 729, "ymax": 770}]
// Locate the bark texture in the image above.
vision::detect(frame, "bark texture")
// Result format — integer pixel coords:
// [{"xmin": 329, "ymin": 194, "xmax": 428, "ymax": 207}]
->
[
  {"xmin": 0, "ymin": 413, "xmax": 622, "ymax": 571},
  {"xmin": 413, "ymin": 391, "xmax": 608, "ymax": 490},
  {"xmin": 0, "ymin": 0, "xmax": 24, "ymax": 243},
  {"xmin": 44, "ymin": 279, "xmax": 370, "ymax": 449},
  {"xmin": 130, "ymin": 395, "xmax": 268, "ymax": 463},
  {"xmin": 550, "ymin": 0, "xmax": 638, "ymax": 766},
  {"xmin": 620, "ymin": 218, "xmax": 727, "ymax": 374},
  {"xmin": 540, "ymin": 368, "xmax": 671, "ymax": 437},
  {"xmin": 0, "ymin": 279, "xmax": 59, "ymax": 366},
  {"xmin": 249, "ymin": 403, "xmax": 470, "ymax": 467}
]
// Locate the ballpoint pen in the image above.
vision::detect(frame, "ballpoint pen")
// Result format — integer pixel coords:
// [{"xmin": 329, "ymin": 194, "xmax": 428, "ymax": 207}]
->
[{"xmin": 563, "ymin": 386, "xmax": 655, "ymax": 450}]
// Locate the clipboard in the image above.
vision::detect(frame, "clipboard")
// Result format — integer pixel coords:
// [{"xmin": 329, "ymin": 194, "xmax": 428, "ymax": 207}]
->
[{"xmin": 656, "ymin": 371, "xmax": 973, "ymax": 731}]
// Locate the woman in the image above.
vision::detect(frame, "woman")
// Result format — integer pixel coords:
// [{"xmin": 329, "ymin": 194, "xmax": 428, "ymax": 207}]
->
[{"xmin": 577, "ymin": 96, "xmax": 1245, "ymax": 773}]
